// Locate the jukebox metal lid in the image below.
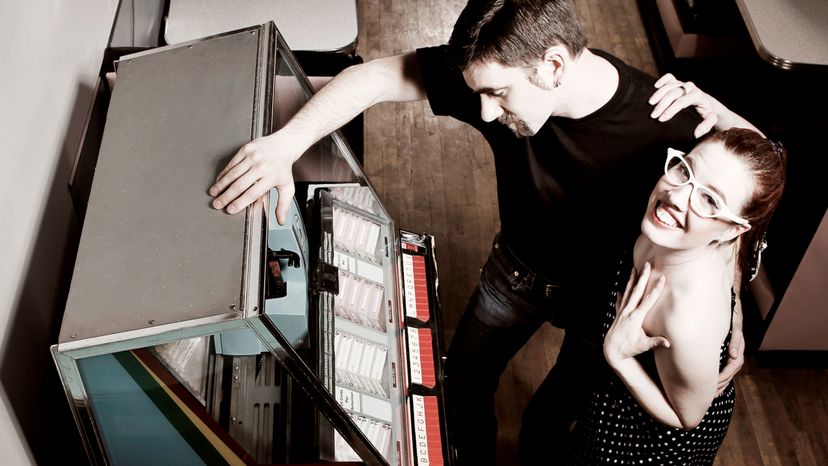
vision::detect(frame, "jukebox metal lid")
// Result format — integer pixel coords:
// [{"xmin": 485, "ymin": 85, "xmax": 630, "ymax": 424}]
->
[{"xmin": 59, "ymin": 24, "xmax": 275, "ymax": 346}]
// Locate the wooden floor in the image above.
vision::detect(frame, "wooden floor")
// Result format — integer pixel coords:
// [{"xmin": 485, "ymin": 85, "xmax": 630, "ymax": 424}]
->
[{"xmin": 354, "ymin": 0, "xmax": 828, "ymax": 464}]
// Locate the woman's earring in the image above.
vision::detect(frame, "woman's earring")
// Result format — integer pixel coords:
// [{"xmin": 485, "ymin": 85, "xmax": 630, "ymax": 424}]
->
[
  {"xmin": 749, "ymin": 234, "xmax": 769, "ymax": 282},
  {"xmin": 553, "ymin": 78, "xmax": 561, "ymax": 88}
]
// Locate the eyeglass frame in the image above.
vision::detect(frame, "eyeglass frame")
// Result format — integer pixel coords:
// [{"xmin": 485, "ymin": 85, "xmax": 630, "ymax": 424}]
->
[{"xmin": 663, "ymin": 148, "xmax": 750, "ymax": 226}]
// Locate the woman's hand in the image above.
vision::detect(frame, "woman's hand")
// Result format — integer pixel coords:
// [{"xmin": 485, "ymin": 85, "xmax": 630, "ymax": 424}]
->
[
  {"xmin": 604, "ymin": 262, "xmax": 670, "ymax": 367},
  {"xmin": 648, "ymin": 73, "xmax": 725, "ymax": 138},
  {"xmin": 648, "ymin": 73, "xmax": 762, "ymax": 138}
]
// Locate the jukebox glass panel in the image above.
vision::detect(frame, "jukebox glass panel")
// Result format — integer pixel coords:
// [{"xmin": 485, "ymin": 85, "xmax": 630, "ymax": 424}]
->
[{"xmin": 76, "ymin": 335, "xmax": 288, "ymax": 465}]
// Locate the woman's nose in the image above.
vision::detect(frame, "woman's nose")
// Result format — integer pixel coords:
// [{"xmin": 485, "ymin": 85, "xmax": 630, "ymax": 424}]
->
[
  {"xmin": 480, "ymin": 95, "xmax": 504, "ymax": 122},
  {"xmin": 666, "ymin": 184, "xmax": 693, "ymax": 211}
]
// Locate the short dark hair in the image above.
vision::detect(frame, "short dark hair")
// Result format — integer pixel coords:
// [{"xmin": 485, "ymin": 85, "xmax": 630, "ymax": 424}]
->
[
  {"xmin": 704, "ymin": 128, "xmax": 786, "ymax": 285},
  {"xmin": 447, "ymin": 0, "xmax": 588, "ymax": 71}
]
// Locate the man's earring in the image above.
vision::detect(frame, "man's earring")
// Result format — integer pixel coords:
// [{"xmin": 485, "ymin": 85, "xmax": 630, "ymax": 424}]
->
[{"xmin": 553, "ymin": 78, "xmax": 561, "ymax": 88}]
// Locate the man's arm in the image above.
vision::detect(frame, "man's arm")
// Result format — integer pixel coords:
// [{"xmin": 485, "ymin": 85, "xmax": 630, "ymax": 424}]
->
[
  {"xmin": 209, "ymin": 52, "xmax": 427, "ymax": 222},
  {"xmin": 718, "ymin": 254, "xmax": 745, "ymax": 393}
]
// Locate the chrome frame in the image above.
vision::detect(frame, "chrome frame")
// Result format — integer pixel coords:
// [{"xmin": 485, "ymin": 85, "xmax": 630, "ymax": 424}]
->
[
  {"xmin": 246, "ymin": 312, "xmax": 388, "ymax": 465},
  {"xmin": 272, "ymin": 38, "xmax": 408, "ymax": 458}
]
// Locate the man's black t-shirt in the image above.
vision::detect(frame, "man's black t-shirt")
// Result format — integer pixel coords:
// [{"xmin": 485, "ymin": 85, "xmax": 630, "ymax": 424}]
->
[{"xmin": 416, "ymin": 46, "xmax": 701, "ymax": 286}]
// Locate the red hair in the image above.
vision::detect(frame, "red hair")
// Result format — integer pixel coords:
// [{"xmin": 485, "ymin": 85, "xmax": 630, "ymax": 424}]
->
[{"xmin": 703, "ymin": 128, "xmax": 786, "ymax": 285}]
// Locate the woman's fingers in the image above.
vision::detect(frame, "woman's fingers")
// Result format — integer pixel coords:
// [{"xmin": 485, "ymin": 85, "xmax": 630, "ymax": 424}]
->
[
  {"xmin": 619, "ymin": 264, "xmax": 666, "ymax": 323},
  {"xmin": 693, "ymin": 114, "xmax": 718, "ymax": 138},
  {"xmin": 617, "ymin": 266, "xmax": 637, "ymax": 313},
  {"xmin": 653, "ymin": 85, "xmax": 697, "ymax": 121},
  {"xmin": 623, "ymin": 262, "xmax": 652, "ymax": 313},
  {"xmin": 635, "ymin": 275, "xmax": 666, "ymax": 315},
  {"xmin": 648, "ymin": 335, "xmax": 671, "ymax": 350},
  {"xmin": 653, "ymin": 73, "xmax": 677, "ymax": 88}
]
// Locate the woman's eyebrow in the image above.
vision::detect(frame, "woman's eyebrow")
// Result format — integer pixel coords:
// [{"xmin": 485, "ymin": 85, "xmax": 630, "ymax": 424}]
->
[{"xmin": 687, "ymin": 157, "xmax": 728, "ymax": 202}]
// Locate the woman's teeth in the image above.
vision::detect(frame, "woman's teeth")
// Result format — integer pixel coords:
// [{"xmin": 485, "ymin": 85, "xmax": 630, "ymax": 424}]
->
[{"xmin": 656, "ymin": 205, "xmax": 679, "ymax": 227}]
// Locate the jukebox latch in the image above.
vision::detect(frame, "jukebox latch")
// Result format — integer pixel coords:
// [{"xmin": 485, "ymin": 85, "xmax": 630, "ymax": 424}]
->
[
  {"xmin": 312, "ymin": 261, "xmax": 339, "ymax": 295},
  {"xmin": 266, "ymin": 248, "xmax": 300, "ymax": 299},
  {"xmin": 268, "ymin": 248, "xmax": 300, "ymax": 268}
]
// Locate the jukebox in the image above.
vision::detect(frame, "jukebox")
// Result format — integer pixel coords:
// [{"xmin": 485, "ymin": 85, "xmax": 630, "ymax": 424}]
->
[{"xmin": 52, "ymin": 23, "xmax": 450, "ymax": 466}]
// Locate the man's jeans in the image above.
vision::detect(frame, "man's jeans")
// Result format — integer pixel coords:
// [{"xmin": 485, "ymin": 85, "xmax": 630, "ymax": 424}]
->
[{"xmin": 444, "ymin": 236, "xmax": 604, "ymax": 465}]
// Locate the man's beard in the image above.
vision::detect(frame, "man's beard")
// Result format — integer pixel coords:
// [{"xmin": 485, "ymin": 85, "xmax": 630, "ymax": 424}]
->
[
  {"xmin": 497, "ymin": 67, "xmax": 551, "ymax": 137},
  {"xmin": 498, "ymin": 111, "xmax": 535, "ymax": 137}
]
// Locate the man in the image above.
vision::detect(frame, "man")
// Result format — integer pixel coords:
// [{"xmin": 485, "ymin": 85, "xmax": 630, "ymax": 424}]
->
[{"xmin": 210, "ymin": 1, "xmax": 751, "ymax": 464}]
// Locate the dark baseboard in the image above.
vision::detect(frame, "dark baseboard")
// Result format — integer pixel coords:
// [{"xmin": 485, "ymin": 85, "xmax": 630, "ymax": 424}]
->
[{"xmin": 755, "ymin": 351, "xmax": 828, "ymax": 368}]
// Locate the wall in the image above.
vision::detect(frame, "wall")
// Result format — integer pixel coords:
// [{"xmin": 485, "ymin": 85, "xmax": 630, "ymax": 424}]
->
[
  {"xmin": 0, "ymin": 0, "xmax": 118, "ymax": 463},
  {"xmin": 761, "ymin": 210, "xmax": 828, "ymax": 350}
]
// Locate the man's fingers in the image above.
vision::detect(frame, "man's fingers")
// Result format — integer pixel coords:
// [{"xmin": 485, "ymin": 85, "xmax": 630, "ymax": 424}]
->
[
  {"xmin": 717, "ymin": 356, "xmax": 741, "ymax": 387},
  {"xmin": 274, "ymin": 183, "xmax": 296, "ymax": 225},
  {"xmin": 226, "ymin": 179, "xmax": 269, "ymax": 215},
  {"xmin": 728, "ymin": 330, "xmax": 745, "ymax": 360},
  {"xmin": 251, "ymin": 194, "xmax": 266, "ymax": 215},
  {"xmin": 718, "ymin": 334, "xmax": 744, "ymax": 387},
  {"xmin": 213, "ymin": 147, "xmax": 251, "ymax": 185},
  {"xmin": 214, "ymin": 172, "xmax": 259, "ymax": 211},
  {"xmin": 210, "ymin": 158, "xmax": 251, "ymax": 198}
]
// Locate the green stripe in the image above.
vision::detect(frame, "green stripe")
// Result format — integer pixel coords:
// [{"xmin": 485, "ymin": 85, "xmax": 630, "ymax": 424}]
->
[{"xmin": 114, "ymin": 352, "xmax": 230, "ymax": 465}]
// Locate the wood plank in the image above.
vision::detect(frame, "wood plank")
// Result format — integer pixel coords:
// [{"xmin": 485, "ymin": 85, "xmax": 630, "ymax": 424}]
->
[{"xmin": 741, "ymin": 375, "xmax": 784, "ymax": 466}]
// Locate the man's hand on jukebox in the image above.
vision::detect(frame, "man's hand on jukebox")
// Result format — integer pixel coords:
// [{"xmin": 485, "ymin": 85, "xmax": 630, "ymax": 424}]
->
[
  {"xmin": 210, "ymin": 131, "xmax": 302, "ymax": 224},
  {"xmin": 209, "ymin": 53, "xmax": 426, "ymax": 224}
]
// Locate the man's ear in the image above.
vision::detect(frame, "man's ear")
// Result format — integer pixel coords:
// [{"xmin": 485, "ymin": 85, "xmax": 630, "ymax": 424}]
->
[{"xmin": 540, "ymin": 45, "xmax": 568, "ymax": 82}]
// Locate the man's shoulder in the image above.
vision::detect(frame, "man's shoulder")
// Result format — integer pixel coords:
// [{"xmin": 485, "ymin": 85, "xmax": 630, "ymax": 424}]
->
[
  {"xmin": 415, "ymin": 44, "xmax": 446, "ymax": 57},
  {"xmin": 589, "ymin": 49, "xmax": 657, "ymax": 84},
  {"xmin": 595, "ymin": 50, "xmax": 702, "ymax": 141},
  {"xmin": 415, "ymin": 45, "xmax": 449, "ymax": 75},
  {"xmin": 415, "ymin": 45, "xmax": 481, "ymax": 122}
]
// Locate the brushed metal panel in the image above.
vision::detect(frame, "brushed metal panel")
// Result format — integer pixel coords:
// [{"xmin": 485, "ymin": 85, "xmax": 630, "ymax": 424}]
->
[
  {"xmin": 61, "ymin": 28, "xmax": 267, "ymax": 343},
  {"xmin": 165, "ymin": 0, "xmax": 358, "ymax": 53}
]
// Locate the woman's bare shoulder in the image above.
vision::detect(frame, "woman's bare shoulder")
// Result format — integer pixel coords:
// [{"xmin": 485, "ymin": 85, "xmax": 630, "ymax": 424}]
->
[{"xmin": 660, "ymin": 287, "xmax": 730, "ymax": 348}]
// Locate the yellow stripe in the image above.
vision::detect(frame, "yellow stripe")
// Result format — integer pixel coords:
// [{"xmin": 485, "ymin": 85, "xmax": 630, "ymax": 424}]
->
[{"xmin": 134, "ymin": 354, "xmax": 247, "ymax": 466}]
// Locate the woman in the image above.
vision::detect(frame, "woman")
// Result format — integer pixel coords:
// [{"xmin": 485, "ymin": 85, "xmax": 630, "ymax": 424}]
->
[{"xmin": 560, "ymin": 127, "xmax": 786, "ymax": 465}]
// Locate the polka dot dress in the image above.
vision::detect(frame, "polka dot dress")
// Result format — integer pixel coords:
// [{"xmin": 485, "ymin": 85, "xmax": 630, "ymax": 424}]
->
[{"xmin": 560, "ymin": 260, "xmax": 736, "ymax": 465}]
